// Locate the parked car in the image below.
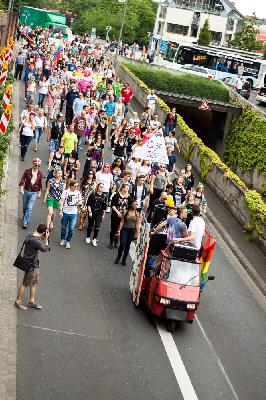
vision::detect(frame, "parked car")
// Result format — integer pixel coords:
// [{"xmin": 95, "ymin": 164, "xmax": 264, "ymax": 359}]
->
[
  {"xmin": 179, "ymin": 64, "xmax": 214, "ymax": 79},
  {"xmin": 256, "ymin": 87, "xmax": 266, "ymax": 106},
  {"xmin": 222, "ymin": 77, "xmax": 251, "ymax": 100}
]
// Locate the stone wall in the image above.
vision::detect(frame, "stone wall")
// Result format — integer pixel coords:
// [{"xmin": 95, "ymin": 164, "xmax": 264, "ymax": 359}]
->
[{"xmin": 115, "ymin": 62, "xmax": 266, "ymax": 248}]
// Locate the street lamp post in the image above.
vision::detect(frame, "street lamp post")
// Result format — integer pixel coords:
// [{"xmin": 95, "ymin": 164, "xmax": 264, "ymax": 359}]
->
[
  {"xmin": 114, "ymin": 0, "xmax": 130, "ymax": 64},
  {"xmin": 152, "ymin": 1, "xmax": 168, "ymax": 63}
]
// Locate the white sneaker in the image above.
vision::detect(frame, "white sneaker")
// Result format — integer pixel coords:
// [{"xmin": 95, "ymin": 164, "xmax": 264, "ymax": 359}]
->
[
  {"xmin": 66, "ymin": 242, "xmax": 71, "ymax": 249},
  {"xmin": 106, "ymin": 207, "xmax": 111, "ymax": 213},
  {"xmin": 92, "ymin": 239, "xmax": 97, "ymax": 247},
  {"xmin": 86, "ymin": 237, "xmax": 91, "ymax": 244},
  {"xmin": 59, "ymin": 240, "xmax": 66, "ymax": 246}
]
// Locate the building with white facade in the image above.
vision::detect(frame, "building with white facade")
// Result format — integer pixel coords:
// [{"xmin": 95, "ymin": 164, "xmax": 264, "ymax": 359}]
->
[{"xmin": 153, "ymin": 0, "xmax": 244, "ymax": 47}]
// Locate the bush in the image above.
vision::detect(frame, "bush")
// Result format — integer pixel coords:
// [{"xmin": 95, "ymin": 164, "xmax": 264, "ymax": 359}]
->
[
  {"xmin": 224, "ymin": 108, "xmax": 266, "ymax": 175},
  {"xmin": 124, "ymin": 63, "xmax": 230, "ymax": 103}
]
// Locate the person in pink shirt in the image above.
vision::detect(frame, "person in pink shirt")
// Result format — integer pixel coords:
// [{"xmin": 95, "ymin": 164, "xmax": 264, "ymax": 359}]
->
[{"xmin": 44, "ymin": 84, "xmax": 57, "ymax": 121}]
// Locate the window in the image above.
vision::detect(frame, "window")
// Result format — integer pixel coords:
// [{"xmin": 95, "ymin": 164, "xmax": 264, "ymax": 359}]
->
[
  {"xmin": 161, "ymin": 259, "xmax": 200, "ymax": 287},
  {"xmin": 167, "ymin": 23, "xmax": 189, "ymax": 36}
]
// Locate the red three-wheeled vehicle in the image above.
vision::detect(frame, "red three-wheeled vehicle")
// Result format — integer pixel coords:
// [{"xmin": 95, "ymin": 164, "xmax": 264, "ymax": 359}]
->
[{"xmin": 130, "ymin": 217, "xmax": 216, "ymax": 332}]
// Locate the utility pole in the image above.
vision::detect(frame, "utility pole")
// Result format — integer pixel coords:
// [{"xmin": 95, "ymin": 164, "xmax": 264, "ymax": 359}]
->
[{"xmin": 114, "ymin": 0, "xmax": 129, "ymax": 64}]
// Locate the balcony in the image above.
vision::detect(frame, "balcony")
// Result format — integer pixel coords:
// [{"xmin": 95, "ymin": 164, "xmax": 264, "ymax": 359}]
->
[{"xmin": 175, "ymin": 0, "xmax": 224, "ymax": 15}]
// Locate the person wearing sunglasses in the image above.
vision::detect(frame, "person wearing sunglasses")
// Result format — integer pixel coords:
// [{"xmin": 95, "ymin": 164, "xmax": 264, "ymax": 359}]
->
[{"xmin": 59, "ymin": 179, "xmax": 82, "ymax": 249}]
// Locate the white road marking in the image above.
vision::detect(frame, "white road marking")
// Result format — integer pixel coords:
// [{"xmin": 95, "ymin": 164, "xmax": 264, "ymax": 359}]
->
[
  {"xmin": 20, "ymin": 324, "xmax": 97, "ymax": 339},
  {"xmin": 156, "ymin": 321, "xmax": 199, "ymax": 400},
  {"xmin": 195, "ymin": 316, "xmax": 239, "ymax": 400}
]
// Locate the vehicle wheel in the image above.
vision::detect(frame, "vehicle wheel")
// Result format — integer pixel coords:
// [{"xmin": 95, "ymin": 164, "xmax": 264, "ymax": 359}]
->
[{"xmin": 166, "ymin": 320, "xmax": 176, "ymax": 332}]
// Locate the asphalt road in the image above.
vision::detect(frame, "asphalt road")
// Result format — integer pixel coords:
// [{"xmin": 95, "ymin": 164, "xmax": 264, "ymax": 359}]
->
[{"xmin": 15, "ymin": 83, "xmax": 266, "ymax": 400}]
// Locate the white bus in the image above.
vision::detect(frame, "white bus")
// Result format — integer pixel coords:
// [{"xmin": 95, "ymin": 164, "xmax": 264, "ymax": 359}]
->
[{"xmin": 162, "ymin": 42, "xmax": 266, "ymax": 88}]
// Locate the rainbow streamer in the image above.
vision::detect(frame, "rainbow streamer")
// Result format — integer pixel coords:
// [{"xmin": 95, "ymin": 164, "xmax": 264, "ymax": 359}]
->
[{"xmin": 200, "ymin": 230, "xmax": 216, "ymax": 287}]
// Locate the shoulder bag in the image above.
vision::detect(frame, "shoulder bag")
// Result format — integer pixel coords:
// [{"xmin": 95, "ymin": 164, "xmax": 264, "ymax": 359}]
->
[{"xmin": 13, "ymin": 241, "xmax": 33, "ymax": 272}]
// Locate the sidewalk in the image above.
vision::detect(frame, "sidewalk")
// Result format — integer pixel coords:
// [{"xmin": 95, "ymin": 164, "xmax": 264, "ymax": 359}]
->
[
  {"xmin": 0, "ymin": 81, "xmax": 20, "ymax": 400},
  {"xmin": 131, "ymin": 97, "xmax": 266, "ymax": 294}
]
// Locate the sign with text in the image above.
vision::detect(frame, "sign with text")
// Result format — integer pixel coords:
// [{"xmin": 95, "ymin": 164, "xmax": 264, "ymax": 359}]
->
[{"xmin": 134, "ymin": 130, "xmax": 169, "ymax": 164}]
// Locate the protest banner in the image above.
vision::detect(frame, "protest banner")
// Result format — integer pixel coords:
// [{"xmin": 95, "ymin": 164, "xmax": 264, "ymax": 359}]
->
[{"xmin": 134, "ymin": 129, "xmax": 169, "ymax": 164}]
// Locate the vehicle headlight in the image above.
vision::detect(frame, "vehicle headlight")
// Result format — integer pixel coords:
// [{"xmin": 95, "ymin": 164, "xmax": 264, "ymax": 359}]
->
[
  {"xmin": 160, "ymin": 298, "xmax": 171, "ymax": 305},
  {"xmin": 187, "ymin": 303, "xmax": 196, "ymax": 310}
]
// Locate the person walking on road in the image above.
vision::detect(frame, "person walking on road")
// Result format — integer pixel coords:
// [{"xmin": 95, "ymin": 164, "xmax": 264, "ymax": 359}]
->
[
  {"xmin": 34, "ymin": 109, "xmax": 47, "ymax": 152},
  {"xmin": 14, "ymin": 51, "xmax": 25, "ymax": 80},
  {"xmin": 59, "ymin": 180, "xmax": 82, "ymax": 249},
  {"xmin": 15, "ymin": 223, "xmax": 50, "ymax": 310},
  {"xmin": 86, "ymin": 182, "xmax": 106, "ymax": 247},
  {"xmin": 115, "ymin": 199, "xmax": 140, "ymax": 266},
  {"xmin": 121, "ymin": 82, "xmax": 133, "ymax": 116},
  {"xmin": 48, "ymin": 113, "xmax": 65, "ymax": 154},
  {"xmin": 78, "ymin": 171, "xmax": 96, "ymax": 230},
  {"xmin": 19, "ymin": 158, "xmax": 43, "ymax": 229},
  {"xmin": 43, "ymin": 168, "xmax": 66, "ymax": 230},
  {"xmin": 20, "ymin": 112, "xmax": 36, "ymax": 161},
  {"xmin": 61, "ymin": 123, "xmax": 78, "ymax": 158}
]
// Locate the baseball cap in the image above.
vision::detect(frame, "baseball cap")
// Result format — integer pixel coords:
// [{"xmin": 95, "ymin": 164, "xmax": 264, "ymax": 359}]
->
[{"xmin": 33, "ymin": 158, "xmax": 41, "ymax": 166}]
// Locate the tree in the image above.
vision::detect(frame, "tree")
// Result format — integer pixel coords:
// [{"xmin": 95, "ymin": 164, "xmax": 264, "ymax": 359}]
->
[
  {"xmin": 197, "ymin": 19, "xmax": 212, "ymax": 46},
  {"xmin": 73, "ymin": 0, "xmax": 156, "ymax": 46},
  {"xmin": 229, "ymin": 15, "xmax": 263, "ymax": 52},
  {"xmin": 263, "ymin": 43, "xmax": 266, "ymax": 60}
]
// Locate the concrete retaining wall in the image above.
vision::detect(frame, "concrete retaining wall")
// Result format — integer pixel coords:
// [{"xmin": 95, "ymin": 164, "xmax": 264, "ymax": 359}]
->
[
  {"xmin": 115, "ymin": 62, "xmax": 266, "ymax": 248},
  {"xmin": 114, "ymin": 55, "xmax": 266, "ymax": 194}
]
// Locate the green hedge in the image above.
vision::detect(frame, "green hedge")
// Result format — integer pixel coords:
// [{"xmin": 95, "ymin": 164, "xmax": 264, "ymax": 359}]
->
[
  {"xmin": 224, "ymin": 108, "xmax": 266, "ymax": 175},
  {"xmin": 124, "ymin": 62, "xmax": 230, "ymax": 103}
]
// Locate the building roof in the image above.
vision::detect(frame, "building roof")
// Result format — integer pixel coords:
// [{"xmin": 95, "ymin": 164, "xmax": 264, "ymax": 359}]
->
[{"xmin": 221, "ymin": 0, "xmax": 245, "ymax": 19}]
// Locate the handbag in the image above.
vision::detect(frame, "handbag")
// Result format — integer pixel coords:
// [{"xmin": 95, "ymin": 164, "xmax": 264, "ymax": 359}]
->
[{"xmin": 13, "ymin": 241, "xmax": 33, "ymax": 272}]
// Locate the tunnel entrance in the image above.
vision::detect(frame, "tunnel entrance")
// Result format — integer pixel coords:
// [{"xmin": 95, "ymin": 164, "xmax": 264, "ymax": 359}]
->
[{"xmin": 167, "ymin": 102, "xmax": 227, "ymax": 156}]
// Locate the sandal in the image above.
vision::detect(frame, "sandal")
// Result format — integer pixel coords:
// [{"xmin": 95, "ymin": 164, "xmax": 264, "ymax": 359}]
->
[
  {"xmin": 14, "ymin": 301, "xmax": 27, "ymax": 310},
  {"xmin": 28, "ymin": 302, "xmax": 42, "ymax": 310}
]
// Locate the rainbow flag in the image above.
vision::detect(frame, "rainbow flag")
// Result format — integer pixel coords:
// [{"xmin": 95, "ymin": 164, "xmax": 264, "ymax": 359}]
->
[
  {"xmin": 200, "ymin": 230, "xmax": 216, "ymax": 287},
  {"xmin": 52, "ymin": 40, "xmax": 64, "ymax": 65}
]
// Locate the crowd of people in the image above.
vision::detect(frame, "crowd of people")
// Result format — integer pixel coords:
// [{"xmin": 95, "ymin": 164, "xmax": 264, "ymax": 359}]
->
[{"xmin": 15, "ymin": 25, "xmax": 208, "ymax": 310}]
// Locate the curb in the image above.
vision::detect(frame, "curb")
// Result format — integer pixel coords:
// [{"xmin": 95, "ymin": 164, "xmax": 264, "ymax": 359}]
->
[
  {"xmin": 0, "ymin": 80, "xmax": 20, "ymax": 400},
  {"xmin": 206, "ymin": 208, "xmax": 266, "ymax": 296}
]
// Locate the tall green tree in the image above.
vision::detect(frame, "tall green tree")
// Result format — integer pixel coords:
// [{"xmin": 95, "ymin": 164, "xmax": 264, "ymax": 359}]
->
[
  {"xmin": 197, "ymin": 19, "xmax": 212, "ymax": 46},
  {"xmin": 229, "ymin": 15, "xmax": 263, "ymax": 52},
  {"xmin": 73, "ymin": 0, "xmax": 156, "ymax": 46}
]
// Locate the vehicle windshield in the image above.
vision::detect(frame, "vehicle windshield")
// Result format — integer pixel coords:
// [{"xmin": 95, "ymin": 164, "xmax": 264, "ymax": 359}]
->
[{"xmin": 161, "ymin": 258, "xmax": 200, "ymax": 287}]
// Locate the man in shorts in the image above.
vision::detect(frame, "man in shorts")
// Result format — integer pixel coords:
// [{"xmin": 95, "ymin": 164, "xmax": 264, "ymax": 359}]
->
[{"xmin": 15, "ymin": 224, "xmax": 50, "ymax": 310}]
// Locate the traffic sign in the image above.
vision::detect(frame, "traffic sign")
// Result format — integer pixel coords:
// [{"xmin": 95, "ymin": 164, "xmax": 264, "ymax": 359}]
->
[{"xmin": 199, "ymin": 100, "xmax": 210, "ymax": 111}]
